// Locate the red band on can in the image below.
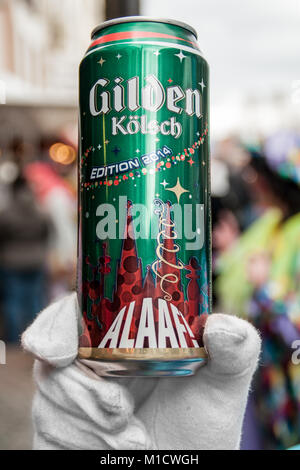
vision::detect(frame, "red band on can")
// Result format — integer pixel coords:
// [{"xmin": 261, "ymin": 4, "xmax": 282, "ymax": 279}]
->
[{"xmin": 89, "ymin": 31, "xmax": 198, "ymax": 50}]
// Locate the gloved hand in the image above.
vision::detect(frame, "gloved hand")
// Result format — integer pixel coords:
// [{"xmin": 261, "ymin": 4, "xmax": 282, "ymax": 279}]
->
[{"xmin": 22, "ymin": 293, "xmax": 261, "ymax": 450}]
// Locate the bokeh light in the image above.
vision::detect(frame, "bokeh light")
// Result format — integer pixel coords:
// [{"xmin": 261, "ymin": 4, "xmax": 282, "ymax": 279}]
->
[{"xmin": 49, "ymin": 143, "xmax": 76, "ymax": 165}]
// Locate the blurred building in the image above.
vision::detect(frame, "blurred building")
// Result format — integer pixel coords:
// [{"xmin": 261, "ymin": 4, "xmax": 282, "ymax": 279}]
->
[
  {"xmin": 0, "ymin": 0, "xmax": 105, "ymax": 144},
  {"xmin": 211, "ymin": 90, "xmax": 300, "ymax": 141}
]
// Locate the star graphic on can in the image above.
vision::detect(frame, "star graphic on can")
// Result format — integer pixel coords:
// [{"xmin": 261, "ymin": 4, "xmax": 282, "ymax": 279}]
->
[
  {"xmin": 98, "ymin": 57, "xmax": 106, "ymax": 66},
  {"xmin": 175, "ymin": 50, "xmax": 186, "ymax": 62},
  {"xmin": 160, "ymin": 179, "xmax": 169, "ymax": 188},
  {"xmin": 116, "ymin": 53, "xmax": 122, "ymax": 60},
  {"xmin": 112, "ymin": 146, "xmax": 120, "ymax": 155},
  {"xmin": 199, "ymin": 79, "xmax": 206, "ymax": 91},
  {"xmin": 165, "ymin": 177, "xmax": 189, "ymax": 203}
]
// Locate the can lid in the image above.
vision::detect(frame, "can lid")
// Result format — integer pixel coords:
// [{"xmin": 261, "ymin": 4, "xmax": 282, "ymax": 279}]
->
[{"xmin": 91, "ymin": 16, "xmax": 198, "ymax": 40}]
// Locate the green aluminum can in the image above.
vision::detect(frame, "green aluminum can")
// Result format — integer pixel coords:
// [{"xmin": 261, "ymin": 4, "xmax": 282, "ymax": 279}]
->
[{"xmin": 77, "ymin": 16, "xmax": 211, "ymax": 377}]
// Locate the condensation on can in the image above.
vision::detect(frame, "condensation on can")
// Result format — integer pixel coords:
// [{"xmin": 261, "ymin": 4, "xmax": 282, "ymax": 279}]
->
[{"xmin": 77, "ymin": 16, "xmax": 211, "ymax": 377}]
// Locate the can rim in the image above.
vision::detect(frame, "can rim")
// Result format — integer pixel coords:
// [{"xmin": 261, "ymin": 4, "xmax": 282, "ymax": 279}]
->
[{"xmin": 91, "ymin": 16, "xmax": 198, "ymax": 40}]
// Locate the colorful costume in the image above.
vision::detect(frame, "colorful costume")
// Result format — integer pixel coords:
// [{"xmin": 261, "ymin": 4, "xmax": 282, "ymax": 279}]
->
[{"xmin": 216, "ymin": 207, "xmax": 300, "ymax": 449}]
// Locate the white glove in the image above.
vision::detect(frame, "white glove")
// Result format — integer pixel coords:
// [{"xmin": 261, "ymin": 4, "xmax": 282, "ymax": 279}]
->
[{"xmin": 22, "ymin": 293, "xmax": 261, "ymax": 450}]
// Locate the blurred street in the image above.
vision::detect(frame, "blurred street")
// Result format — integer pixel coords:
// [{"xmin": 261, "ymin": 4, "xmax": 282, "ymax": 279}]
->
[
  {"xmin": 0, "ymin": 0, "xmax": 106, "ymax": 450},
  {"xmin": 0, "ymin": 347, "xmax": 34, "ymax": 450}
]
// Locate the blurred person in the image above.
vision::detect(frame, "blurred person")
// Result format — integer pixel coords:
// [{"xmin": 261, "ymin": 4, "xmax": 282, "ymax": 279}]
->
[
  {"xmin": 211, "ymin": 149, "xmax": 253, "ymax": 307},
  {"xmin": 212, "ymin": 137, "xmax": 258, "ymax": 231},
  {"xmin": 24, "ymin": 140, "xmax": 77, "ymax": 300},
  {"xmin": 0, "ymin": 173, "xmax": 52, "ymax": 343},
  {"xmin": 9, "ymin": 136, "xmax": 27, "ymax": 167},
  {"xmin": 216, "ymin": 132, "xmax": 300, "ymax": 449}
]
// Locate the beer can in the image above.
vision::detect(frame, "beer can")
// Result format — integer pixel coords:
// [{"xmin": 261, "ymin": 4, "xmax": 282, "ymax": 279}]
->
[{"xmin": 77, "ymin": 17, "xmax": 211, "ymax": 377}]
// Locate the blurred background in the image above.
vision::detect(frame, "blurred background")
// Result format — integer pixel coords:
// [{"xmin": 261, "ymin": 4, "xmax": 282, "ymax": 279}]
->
[{"xmin": 0, "ymin": 0, "xmax": 300, "ymax": 450}]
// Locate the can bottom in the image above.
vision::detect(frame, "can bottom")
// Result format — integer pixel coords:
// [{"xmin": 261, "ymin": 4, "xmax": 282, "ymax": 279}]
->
[
  {"xmin": 79, "ymin": 357, "xmax": 206, "ymax": 377},
  {"xmin": 78, "ymin": 347, "xmax": 207, "ymax": 377}
]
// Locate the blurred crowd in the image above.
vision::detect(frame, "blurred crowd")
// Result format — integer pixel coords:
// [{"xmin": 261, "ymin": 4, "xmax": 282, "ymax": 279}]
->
[
  {"xmin": 0, "ymin": 135, "xmax": 77, "ymax": 343},
  {"xmin": 212, "ymin": 131, "xmax": 300, "ymax": 450}
]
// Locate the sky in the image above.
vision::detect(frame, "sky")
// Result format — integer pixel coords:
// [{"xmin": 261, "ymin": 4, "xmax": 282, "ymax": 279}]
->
[{"xmin": 141, "ymin": 0, "xmax": 300, "ymax": 136}]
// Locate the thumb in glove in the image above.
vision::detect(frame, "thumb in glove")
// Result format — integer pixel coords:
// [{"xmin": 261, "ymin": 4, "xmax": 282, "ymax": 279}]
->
[{"xmin": 137, "ymin": 313, "xmax": 261, "ymax": 450}]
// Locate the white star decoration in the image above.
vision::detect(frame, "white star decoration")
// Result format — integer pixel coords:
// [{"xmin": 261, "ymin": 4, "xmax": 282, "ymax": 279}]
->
[
  {"xmin": 116, "ymin": 53, "xmax": 122, "ymax": 60},
  {"xmin": 199, "ymin": 79, "xmax": 206, "ymax": 91},
  {"xmin": 160, "ymin": 179, "xmax": 169, "ymax": 188},
  {"xmin": 97, "ymin": 144, "xmax": 102, "ymax": 150},
  {"xmin": 135, "ymin": 149, "xmax": 140, "ymax": 153},
  {"xmin": 153, "ymin": 50, "xmax": 160, "ymax": 56},
  {"xmin": 175, "ymin": 50, "xmax": 186, "ymax": 62}
]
